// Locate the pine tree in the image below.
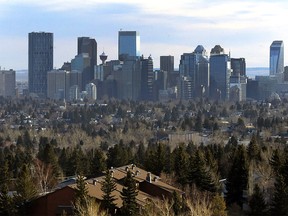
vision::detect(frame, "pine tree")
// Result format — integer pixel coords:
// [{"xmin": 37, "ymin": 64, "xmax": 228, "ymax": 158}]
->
[
  {"xmin": 211, "ymin": 194, "xmax": 227, "ymax": 216},
  {"xmin": 226, "ymin": 145, "xmax": 249, "ymax": 208},
  {"xmin": 249, "ymin": 184, "xmax": 267, "ymax": 216},
  {"xmin": 172, "ymin": 191, "xmax": 183, "ymax": 215},
  {"xmin": 120, "ymin": 171, "xmax": 138, "ymax": 215},
  {"xmin": 101, "ymin": 170, "xmax": 117, "ymax": 215}
]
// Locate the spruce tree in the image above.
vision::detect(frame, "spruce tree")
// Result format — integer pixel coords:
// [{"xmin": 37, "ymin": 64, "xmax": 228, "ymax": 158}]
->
[
  {"xmin": 225, "ymin": 145, "xmax": 249, "ymax": 208},
  {"xmin": 74, "ymin": 174, "xmax": 89, "ymax": 215},
  {"xmin": 101, "ymin": 170, "xmax": 117, "ymax": 215},
  {"xmin": 188, "ymin": 149, "xmax": 217, "ymax": 192},
  {"xmin": 249, "ymin": 184, "xmax": 267, "ymax": 216},
  {"xmin": 120, "ymin": 171, "xmax": 138, "ymax": 215}
]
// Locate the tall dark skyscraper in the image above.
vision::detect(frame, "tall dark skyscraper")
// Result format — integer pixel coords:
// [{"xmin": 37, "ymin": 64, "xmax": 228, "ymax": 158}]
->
[
  {"xmin": 118, "ymin": 31, "xmax": 140, "ymax": 61},
  {"xmin": 140, "ymin": 56, "xmax": 154, "ymax": 100},
  {"xmin": 270, "ymin": 40, "xmax": 284, "ymax": 76},
  {"xmin": 160, "ymin": 55, "xmax": 174, "ymax": 88},
  {"xmin": 77, "ymin": 37, "xmax": 97, "ymax": 85},
  {"xmin": 28, "ymin": 32, "xmax": 53, "ymax": 97}
]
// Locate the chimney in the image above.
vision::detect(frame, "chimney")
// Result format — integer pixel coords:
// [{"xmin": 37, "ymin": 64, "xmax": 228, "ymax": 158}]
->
[
  {"xmin": 136, "ymin": 170, "xmax": 140, "ymax": 176},
  {"xmin": 110, "ymin": 170, "xmax": 114, "ymax": 178},
  {"xmin": 125, "ymin": 166, "xmax": 129, "ymax": 172},
  {"xmin": 146, "ymin": 172, "xmax": 152, "ymax": 183},
  {"xmin": 93, "ymin": 179, "xmax": 97, "ymax": 185},
  {"xmin": 154, "ymin": 176, "xmax": 159, "ymax": 182},
  {"xmin": 131, "ymin": 164, "xmax": 136, "ymax": 170}
]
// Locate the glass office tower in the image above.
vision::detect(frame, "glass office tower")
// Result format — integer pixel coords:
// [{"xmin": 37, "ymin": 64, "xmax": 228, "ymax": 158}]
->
[
  {"xmin": 270, "ymin": 40, "xmax": 284, "ymax": 76},
  {"xmin": 28, "ymin": 32, "xmax": 53, "ymax": 97},
  {"xmin": 118, "ymin": 31, "xmax": 140, "ymax": 61}
]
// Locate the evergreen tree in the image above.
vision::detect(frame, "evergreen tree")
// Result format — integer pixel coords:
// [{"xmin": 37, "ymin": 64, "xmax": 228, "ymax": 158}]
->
[
  {"xmin": 74, "ymin": 174, "xmax": 89, "ymax": 215},
  {"xmin": 249, "ymin": 184, "xmax": 267, "ymax": 216},
  {"xmin": 247, "ymin": 135, "xmax": 260, "ymax": 161},
  {"xmin": 172, "ymin": 143, "xmax": 189, "ymax": 186},
  {"xmin": 225, "ymin": 145, "xmax": 249, "ymax": 208},
  {"xmin": 188, "ymin": 149, "xmax": 217, "ymax": 192},
  {"xmin": 120, "ymin": 171, "xmax": 138, "ymax": 215},
  {"xmin": 172, "ymin": 191, "xmax": 183, "ymax": 215},
  {"xmin": 101, "ymin": 170, "xmax": 117, "ymax": 215},
  {"xmin": 0, "ymin": 160, "xmax": 16, "ymax": 215},
  {"xmin": 15, "ymin": 164, "xmax": 38, "ymax": 215}
]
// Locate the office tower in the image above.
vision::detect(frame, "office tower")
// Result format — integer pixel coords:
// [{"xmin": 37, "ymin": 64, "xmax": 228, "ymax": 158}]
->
[
  {"xmin": 0, "ymin": 69, "xmax": 16, "ymax": 97},
  {"xmin": 209, "ymin": 45, "xmax": 231, "ymax": 100},
  {"xmin": 118, "ymin": 31, "xmax": 140, "ymax": 61},
  {"xmin": 160, "ymin": 56, "xmax": 174, "ymax": 88},
  {"xmin": 71, "ymin": 53, "xmax": 91, "ymax": 91},
  {"xmin": 28, "ymin": 32, "xmax": 53, "ymax": 97},
  {"xmin": 270, "ymin": 40, "xmax": 284, "ymax": 76},
  {"xmin": 140, "ymin": 56, "xmax": 154, "ymax": 100},
  {"xmin": 247, "ymin": 79, "xmax": 259, "ymax": 100},
  {"xmin": 231, "ymin": 58, "xmax": 246, "ymax": 77},
  {"xmin": 47, "ymin": 70, "xmax": 70, "ymax": 100},
  {"xmin": 78, "ymin": 37, "xmax": 97, "ymax": 83},
  {"xmin": 230, "ymin": 58, "xmax": 247, "ymax": 101},
  {"xmin": 179, "ymin": 45, "xmax": 209, "ymax": 99},
  {"xmin": 85, "ymin": 83, "xmax": 97, "ymax": 100},
  {"xmin": 177, "ymin": 76, "xmax": 193, "ymax": 100}
]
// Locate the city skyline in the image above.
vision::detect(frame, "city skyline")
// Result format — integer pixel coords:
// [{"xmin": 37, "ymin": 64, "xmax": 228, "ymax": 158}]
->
[{"xmin": 1, "ymin": 0, "xmax": 288, "ymax": 70}]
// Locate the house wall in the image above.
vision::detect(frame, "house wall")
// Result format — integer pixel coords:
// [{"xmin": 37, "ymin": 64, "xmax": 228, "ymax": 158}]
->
[
  {"xmin": 28, "ymin": 187, "xmax": 75, "ymax": 216},
  {"xmin": 139, "ymin": 181, "xmax": 172, "ymax": 200}
]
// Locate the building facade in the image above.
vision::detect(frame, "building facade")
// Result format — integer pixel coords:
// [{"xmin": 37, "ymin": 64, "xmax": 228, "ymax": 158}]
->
[
  {"xmin": 0, "ymin": 69, "xmax": 16, "ymax": 97},
  {"xmin": 118, "ymin": 31, "xmax": 140, "ymax": 61},
  {"xmin": 28, "ymin": 32, "xmax": 53, "ymax": 97},
  {"xmin": 47, "ymin": 70, "xmax": 70, "ymax": 100},
  {"xmin": 270, "ymin": 40, "xmax": 284, "ymax": 76}
]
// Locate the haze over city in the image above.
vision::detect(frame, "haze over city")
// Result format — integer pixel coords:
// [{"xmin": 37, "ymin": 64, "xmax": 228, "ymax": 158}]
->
[{"xmin": 1, "ymin": 0, "xmax": 288, "ymax": 70}]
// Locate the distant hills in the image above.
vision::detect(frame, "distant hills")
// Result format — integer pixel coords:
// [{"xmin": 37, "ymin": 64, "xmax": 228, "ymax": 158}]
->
[{"xmin": 15, "ymin": 67, "xmax": 269, "ymax": 82}]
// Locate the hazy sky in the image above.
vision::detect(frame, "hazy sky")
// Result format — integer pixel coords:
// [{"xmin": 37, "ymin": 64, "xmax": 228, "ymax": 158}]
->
[{"xmin": 0, "ymin": 0, "xmax": 287, "ymax": 70}]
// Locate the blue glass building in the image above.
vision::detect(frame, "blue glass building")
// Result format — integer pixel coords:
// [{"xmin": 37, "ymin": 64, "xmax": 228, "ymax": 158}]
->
[
  {"xmin": 118, "ymin": 31, "xmax": 140, "ymax": 61},
  {"xmin": 270, "ymin": 40, "xmax": 284, "ymax": 76}
]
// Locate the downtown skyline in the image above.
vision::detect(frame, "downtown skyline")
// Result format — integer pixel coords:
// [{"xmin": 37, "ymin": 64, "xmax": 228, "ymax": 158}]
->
[{"xmin": 0, "ymin": 0, "xmax": 288, "ymax": 70}]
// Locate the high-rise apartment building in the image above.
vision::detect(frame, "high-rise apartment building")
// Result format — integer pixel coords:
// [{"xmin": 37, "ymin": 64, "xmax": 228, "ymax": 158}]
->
[
  {"xmin": 78, "ymin": 37, "xmax": 97, "ymax": 83},
  {"xmin": 140, "ymin": 56, "xmax": 154, "ymax": 100},
  {"xmin": 0, "ymin": 69, "xmax": 16, "ymax": 97},
  {"xmin": 209, "ymin": 45, "xmax": 231, "ymax": 100},
  {"xmin": 160, "ymin": 56, "xmax": 174, "ymax": 88},
  {"xmin": 118, "ymin": 31, "xmax": 140, "ymax": 61},
  {"xmin": 231, "ymin": 58, "xmax": 246, "ymax": 77},
  {"xmin": 270, "ymin": 40, "xmax": 284, "ymax": 76},
  {"xmin": 28, "ymin": 32, "xmax": 53, "ymax": 97}
]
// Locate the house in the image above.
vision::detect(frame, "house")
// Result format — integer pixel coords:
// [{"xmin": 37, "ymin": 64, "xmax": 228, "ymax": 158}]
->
[{"xmin": 28, "ymin": 164, "xmax": 184, "ymax": 216}]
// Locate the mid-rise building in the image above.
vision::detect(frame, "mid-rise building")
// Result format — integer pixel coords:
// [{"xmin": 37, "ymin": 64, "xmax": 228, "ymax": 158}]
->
[
  {"xmin": 270, "ymin": 40, "xmax": 284, "ymax": 76},
  {"xmin": 0, "ymin": 69, "xmax": 16, "ymax": 97},
  {"xmin": 28, "ymin": 32, "xmax": 53, "ymax": 97},
  {"xmin": 231, "ymin": 58, "xmax": 246, "ymax": 77},
  {"xmin": 209, "ymin": 45, "xmax": 231, "ymax": 100},
  {"xmin": 118, "ymin": 31, "xmax": 140, "ymax": 61},
  {"xmin": 85, "ymin": 83, "xmax": 97, "ymax": 100}
]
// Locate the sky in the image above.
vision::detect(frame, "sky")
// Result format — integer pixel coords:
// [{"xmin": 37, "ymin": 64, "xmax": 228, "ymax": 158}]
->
[{"xmin": 0, "ymin": 0, "xmax": 288, "ymax": 70}]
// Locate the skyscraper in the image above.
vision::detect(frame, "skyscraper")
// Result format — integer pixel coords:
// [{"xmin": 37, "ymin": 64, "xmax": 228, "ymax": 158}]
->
[
  {"xmin": 78, "ymin": 37, "xmax": 97, "ymax": 83},
  {"xmin": 118, "ymin": 31, "xmax": 140, "ymax": 61},
  {"xmin": 140, "ymin": 55, "xmax": 154, "ymax": 100},
  {"xmin": 270, "ymin": 40, "xmax": 284, "ymax": 76},
  {"xmin": 179, "ymin": 45, "xmax": 209, "ymax": 99},
  {"xmin": 160, "ymin": 56, "xmax": 174, "ymax": 88},
  {"xmin": 209, "ymin": 45, "xmax": 231, "ymax": 100},
  {"xmin": 28, "ymin": 32, "xmax": 53, "ymax": 97}
]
